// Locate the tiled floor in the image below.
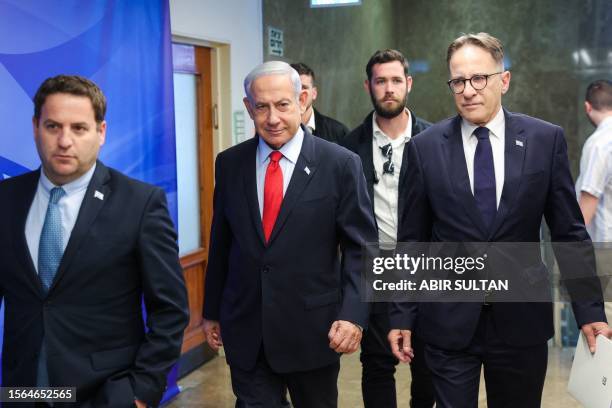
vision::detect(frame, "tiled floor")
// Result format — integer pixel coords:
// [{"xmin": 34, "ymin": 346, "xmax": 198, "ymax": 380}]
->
[{"xmin": 166, "ymin": 347, "xmax": 581, "ymax": 407}]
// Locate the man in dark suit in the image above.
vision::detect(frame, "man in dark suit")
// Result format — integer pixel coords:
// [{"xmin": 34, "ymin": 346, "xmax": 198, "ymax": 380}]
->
[
  {"xmin": 290, "ymin": 62, "xmax": 350, "ymax": 144},
  {"xmin": 203, "ymin": 61, "xmax": 376, "ymax": 407},
  {"xmin": 0, "ymin": 75, "xmax": 189, "ymax": 407},
  {"xmin": 341, "ymin": 49, "xmax": 434, "ymax": 408},
  {"xmin": 388, "ymin": 33, "xmax": 610, "ymax": 407}
]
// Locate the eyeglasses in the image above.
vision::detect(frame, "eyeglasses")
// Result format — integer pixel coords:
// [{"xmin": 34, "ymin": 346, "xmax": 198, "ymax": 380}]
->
[
  {"xmin": 380, "ymin": 143, "xmax": 394, "ymax": 175},
  {"xmin": 447, "ymin": 72, "xmax": 502, "ymax": 94}
]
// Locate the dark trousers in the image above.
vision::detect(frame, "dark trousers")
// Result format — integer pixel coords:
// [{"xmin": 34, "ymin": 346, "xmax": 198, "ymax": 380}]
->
[
  {"xmin": 425, "ymin": 306, "xmax": 548, "ymax": 408},
  {"xmin": 360, "ymin": 304, "xmax": 435, "ymax": 408},
  {"xmin": 230, "ymin": 347, "xmax": 339, "ymax": 408}
]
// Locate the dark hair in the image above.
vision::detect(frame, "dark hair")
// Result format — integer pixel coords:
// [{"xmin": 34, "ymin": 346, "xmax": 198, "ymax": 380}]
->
[
  {"xmin": 290, "ymin": 62, "xmax": 316, "ymax": 84},
  {"xmin": 447, "ymin": 32, "xmax": 504, "ymax": 68},
  {"xmin": 33, "ymin": 75, "xmax": 107, "ymax": 124},
  {"xmin": 366, "ymin": 49, "xmax": 410, "ymax": 81},
  {"xmin": 586, "ymin": 79, "xmax": 612, "ymax": 111}
]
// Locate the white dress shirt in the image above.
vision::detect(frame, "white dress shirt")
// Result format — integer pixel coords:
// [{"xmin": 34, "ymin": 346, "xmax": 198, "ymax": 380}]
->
[
  {"xmin": 461, "ymin": 107, "xmax": 505, "ymax": 208},
  {"xmin": 256, "ymin": 127, "xmax": 304, "ymax": 217},
  {"xmin": 25, "ymin": 163, "xmax": 96, "ymax": 273},
  {"xmin": 305, "ymin": 109, "xmax": 316, "ymax": 133},
  {"xmin": 372, "ymin": 109, "xmax": 412, "ymax": 246}
]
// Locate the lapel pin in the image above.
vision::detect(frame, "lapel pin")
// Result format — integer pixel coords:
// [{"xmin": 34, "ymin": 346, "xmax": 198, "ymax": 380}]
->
[
  {"xmin": 304, "ymin": 166, "xmax": 311, "ymax": 175},
  {"xmin": 94, "ymin": 190, "xmax": 104, "ymax": 201},
  {"xmin": 515, "ymin": 140, "xmax": 524, "ymax": 147}
]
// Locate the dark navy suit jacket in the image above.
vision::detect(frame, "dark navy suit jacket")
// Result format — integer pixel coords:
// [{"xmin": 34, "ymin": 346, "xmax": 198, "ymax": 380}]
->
[
  {"xmin": 312, "ymin": 108, "xmax": 349, "ymax": 144},
  {"xmin": 0, "ymin": 162, "xmax": 189, "ymax": 407},
  {"xmin": 204, "ymin": 128, "xmax": 377, "ymax": 373},
  {"xmin": 390, "ymin": 110, "xmax": 606, "ymax": 350}
]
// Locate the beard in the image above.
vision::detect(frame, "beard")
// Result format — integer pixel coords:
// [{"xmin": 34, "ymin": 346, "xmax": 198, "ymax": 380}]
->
[{"xmin": 370, "ymin": 90, "xmax": 407, "ymax": 119}]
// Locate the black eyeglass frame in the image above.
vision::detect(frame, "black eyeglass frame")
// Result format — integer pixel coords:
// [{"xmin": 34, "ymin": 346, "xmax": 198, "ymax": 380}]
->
[{"xmin": 447, "ymin": 72, "xmax": 503, "ymax": 94}]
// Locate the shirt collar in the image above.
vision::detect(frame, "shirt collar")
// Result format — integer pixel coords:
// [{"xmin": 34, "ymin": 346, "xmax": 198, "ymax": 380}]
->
[
  {"xmin": 372, "ymin": 108, "xmax": 412, "ymax": 146},
  {"xmin": 598, "ymin": 115, "xmax": 612, "ymax": 131},
  {"xmin": 461, "ymin": 106, "xmax": 505, "ymax": 140},
  {"xmin": 39, "ymin": 162, "xmax": 97, "ymax": 197},
  {"xmin": 306, "ymin": 109, "xmax": 316, "ymax": 131},
  {"xmin": 257, "ymin": 126, "xmax": 304, "ymax": 165}
]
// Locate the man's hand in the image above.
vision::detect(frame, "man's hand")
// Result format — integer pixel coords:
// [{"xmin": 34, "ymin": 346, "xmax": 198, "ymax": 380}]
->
[
  {"xmin": 581, "ymin": 321, "xmax": 610, "ymax": 353},
  {"xmin": 134, "ymin": 400, "xmax": 147, "ymax": 408},
  {"xmin": 203, "ymin": 319, "xmax": 223, "ymax": 351},
  {"xmin": 388, "ymin": 329, "xmax": 414, "ymax": 363},
  {"xmin": 328, "ymin": 320, "xmax": 362, "ymax": 354}
]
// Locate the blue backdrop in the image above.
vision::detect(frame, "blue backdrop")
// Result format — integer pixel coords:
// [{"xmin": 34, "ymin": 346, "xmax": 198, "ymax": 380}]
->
[{"xmin": 0, "ymin": 0, "xmax": 180, "ymax": 402}]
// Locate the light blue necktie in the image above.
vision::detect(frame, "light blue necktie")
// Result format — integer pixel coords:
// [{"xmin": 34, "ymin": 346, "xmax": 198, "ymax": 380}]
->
[
  {"xmin": 36, "ymin": 186, "xmax": 65, "ymax": 389},
  {"xmin": 38, "ymin": 187, "xmax": 66, "ymax": 291}
]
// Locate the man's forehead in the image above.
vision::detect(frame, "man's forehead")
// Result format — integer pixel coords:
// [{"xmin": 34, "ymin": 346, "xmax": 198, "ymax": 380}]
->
[
  {"xmin": 42, "ymin": 93, "xmax": 95, "ymax": 110},
  {"xmin": 449, "ymin": 46, "xmax": 499, "ymax": 71},
  {"xmin": 371, "ymin": 61, "xmax": 406, "ymax": 78},
  {"xmin": 299, "ymin": 74, "xmax": 314, "ymax": 85},
  {"xmin": 252, "ymin": 73, "xmax": 293, "ymax": 88},
  {"xmin": 39, "ymin": 94, "xmax": 97, "ymax": 122},
  {"xmin": 250, "ymin": 75, "xmax": 296, "ymax": 98}
]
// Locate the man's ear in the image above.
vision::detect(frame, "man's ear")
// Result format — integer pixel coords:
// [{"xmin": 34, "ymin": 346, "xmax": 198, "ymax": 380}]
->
[
  {"xmin": 405, "ymin": 76, "xmax": 413, "ymax": 93},
  {"xmin": 243, "ymin": 97, "xmax": 255, "ymax": 120},
  {"xmin": 97, "ymin": 120, "xmax": 107, "ymax": 147},
  {"xmin": 32, "ymin": 116, "xmax": 39, "ymax": 141},
  {"xmin": 312, "ymin": 86, "xmax": 318, "ymax": 101},
  {"xmin": 364, "ymin": 79, "xmax": 371, "ymax": 95},
  {"xmin": 500, "ymin": 70, "xmax": 511, "ymax": 94},
  {"xmin": 298, "ymin": 90, "xmax": 308, "ymax": 114}
]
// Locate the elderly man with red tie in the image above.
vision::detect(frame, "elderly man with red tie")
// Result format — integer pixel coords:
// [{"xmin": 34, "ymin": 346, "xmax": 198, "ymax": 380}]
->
[{"xmin": 202, "ymin": 61, "xmax": 377, "ymax": 408}]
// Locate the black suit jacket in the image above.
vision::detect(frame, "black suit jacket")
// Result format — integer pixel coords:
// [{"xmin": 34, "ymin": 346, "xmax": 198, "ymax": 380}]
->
[
  {"xmin": 0, "ymin": 162, "xmax": 189, "ymax": 407},
  {"xmin": 204, "ymin": 128, "xmax": 377, "ymax": 373},
  {"xmin": 390, "ymin": 110, "xmax": 606, "ymax": 349},
  {"xmin": 312, "ymin": 108, "xmax": 350, "ymax": 144}
]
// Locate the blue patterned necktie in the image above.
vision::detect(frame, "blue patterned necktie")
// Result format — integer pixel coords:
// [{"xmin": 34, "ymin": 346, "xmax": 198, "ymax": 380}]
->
[
  {"xmin": 473, "ymin": 127, "xmax": 497, "ymax": 230},
  {"xmin": 38, "ymin": 186, "xmax": 66, "ymax": 292}
]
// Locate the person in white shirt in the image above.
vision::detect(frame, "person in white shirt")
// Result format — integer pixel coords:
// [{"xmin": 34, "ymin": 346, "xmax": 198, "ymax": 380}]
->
[
  {"xmin": 341, "ymin": 49, "xmax": 434, "ymax": 408},
  {"xmin": 576, "ymin": 79, "xmax": 612, "ymax": 322}
]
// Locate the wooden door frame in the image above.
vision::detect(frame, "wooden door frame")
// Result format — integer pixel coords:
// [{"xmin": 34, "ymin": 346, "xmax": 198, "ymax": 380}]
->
[{"xmin": 177, "ymin": 45, "xmax": 214, "ymax": 357}]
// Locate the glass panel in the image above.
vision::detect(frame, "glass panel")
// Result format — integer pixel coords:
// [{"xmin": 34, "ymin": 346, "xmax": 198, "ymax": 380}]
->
[{"xmin": 173, "ymin": 72, "xmax": 201, "ymax": 255}]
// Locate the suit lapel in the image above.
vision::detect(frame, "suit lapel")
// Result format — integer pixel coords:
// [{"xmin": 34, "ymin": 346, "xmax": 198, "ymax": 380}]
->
[
  {"xmin": 312, "ymin": 109, "xmax": 321, "ymax": 136},
  {"xmin": 11, "ymin": 171, "xmax": 45, "ymax": 296},
  {"xmin": 242, "ymin": 138, "xmax": 266, "ymax": 245},
  {"xmin": 488, "ymin": 111, "xmax": 526, "ymax": 239},
  {"xmin": 356, "ymin": 112, "xmax": 375, "ymax": 204},
  {"xmin": 267, "ymin": 130, "xmax": 318, "ymax": 245},
  {"xmin": 48, "ymin": 162, "xmax": 111, "ymax": 293},
  {"xmin": 358, "ymin": 129, "xmax": 375, "ymax": 203},
  {"xmin": 399, "ymin": 110, "xmax": 418, "ymax": 206},
  {"xmin": 443, "ymin": 116, "xmax": 489, "ymax": 237}
]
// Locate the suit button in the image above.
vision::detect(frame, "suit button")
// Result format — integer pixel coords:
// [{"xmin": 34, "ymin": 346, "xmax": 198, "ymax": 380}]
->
[{"xmin": 262, "ymin": 266, "xmax": 270, "ymax": 273}]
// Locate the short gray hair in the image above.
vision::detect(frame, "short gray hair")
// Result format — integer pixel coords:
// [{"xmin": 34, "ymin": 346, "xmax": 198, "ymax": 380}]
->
[
  {"xmin": 447, "ymin": 32, "xmax": 505, "ymax": 70},
  {"xmin": 244, "ymin": 61, "xmax": 301, "ymax": 102}
]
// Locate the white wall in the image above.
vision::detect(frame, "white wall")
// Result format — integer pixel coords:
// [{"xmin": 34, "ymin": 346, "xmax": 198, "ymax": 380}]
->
[{"xmin": 170, "ymin": 0, "xmax": 262, "ymax": 148}]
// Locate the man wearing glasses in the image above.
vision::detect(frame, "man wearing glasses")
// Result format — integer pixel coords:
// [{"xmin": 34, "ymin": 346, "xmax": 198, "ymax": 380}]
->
[
  {"xmin": 388, "ymin": 33, "xmax": 610, "ymax": 407},
  {"xmin": 342, "ymin": 49, "xmax": 434, "ymax": 408}
]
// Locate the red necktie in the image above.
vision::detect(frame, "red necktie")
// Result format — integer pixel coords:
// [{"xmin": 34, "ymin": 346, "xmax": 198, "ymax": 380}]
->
[{"xmin": 262, "ymin": 151, "xmax": 284, "ymax": 242}]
